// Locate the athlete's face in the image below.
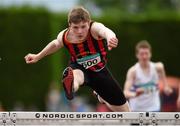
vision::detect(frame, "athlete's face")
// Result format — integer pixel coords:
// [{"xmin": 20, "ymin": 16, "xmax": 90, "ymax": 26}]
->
[
  {"xmin": 69, "ymin": 21, "xmax": 90, "ymax": 41},
  {"xmin": 136, "ymin": 48, "xmax": 151, "ymax": 64}
]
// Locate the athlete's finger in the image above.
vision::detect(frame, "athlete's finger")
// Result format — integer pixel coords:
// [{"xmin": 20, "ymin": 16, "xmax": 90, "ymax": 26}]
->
[
  {"xmin": 110, "ymin": 38, "xmax": 118, "ymax": 44},
  {"xmin": 110, "ymin": 37, "xmax": 118, "ymax": 42},
  {"xmin": 26, "ymin": 59, "xmax": 35, "ymax": 64},
  {"xmin": 109, "ymin": 41, "xmax": 118, "ymax": 46},
  {"xmin": 109, "ymin": 39, "xmax": 118, "ymax": 46},
  {"xmin": 108, "ymin": 46, "xmax": 112, "ymax": 51},
  {"xmin": 24, "ymin": 55, "xmax": 28, "ymax": 60},
  {"xmin": 24, "ymin": 54, "xmax": 31, "ymax": 61},
  {"xmin": 108, "ymin": 41, "xmax": 118, "ymax": 47}
]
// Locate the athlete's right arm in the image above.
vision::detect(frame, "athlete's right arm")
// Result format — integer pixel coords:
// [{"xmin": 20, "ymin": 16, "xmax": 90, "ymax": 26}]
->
[
  {"xmin": 24, "ymin": 30, "xmax": 65, "ymax": 64},
  {"xmin": 124, "ymin": 67, "xmax": 144, "ymax": 98},
  {"xmin": 123, "ymin": 67, "xmax": 137, "ymax": 98}
]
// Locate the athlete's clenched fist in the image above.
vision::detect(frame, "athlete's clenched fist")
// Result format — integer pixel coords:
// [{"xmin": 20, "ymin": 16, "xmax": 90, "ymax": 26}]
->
[
  {"xmin": 24, "ymin": 53, "xmax": 39, "ymax": 64},
  {"xmin": 107, "ymin": 37, "xmax": 118, "ymax": 51}
]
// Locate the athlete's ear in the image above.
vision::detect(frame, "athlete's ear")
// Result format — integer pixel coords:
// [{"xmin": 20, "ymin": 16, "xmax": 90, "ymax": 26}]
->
[{"xmin": 68, "ymin": 22, "xmax": 71, "ymax": 27}]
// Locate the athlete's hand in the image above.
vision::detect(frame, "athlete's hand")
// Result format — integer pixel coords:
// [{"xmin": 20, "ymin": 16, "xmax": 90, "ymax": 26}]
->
[
  {"xmin": 24, "ymin": 53, "xmax": 40, "ymax": 64},
  {"xmin": 163, "ymin": 85, "xmax": 173, "ymax": 96},
  {"xmin": 107, "ymin": 37, "xmax": 118, "ymax": 51},
  {"xmin": 135, "ymin": 88, "xmax": 145, "ymax": 97}
]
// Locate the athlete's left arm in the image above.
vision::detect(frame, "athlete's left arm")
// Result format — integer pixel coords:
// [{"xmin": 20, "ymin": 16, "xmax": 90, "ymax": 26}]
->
[
  {"xmin": 156, "ymin": 62, "xmax": 172, "ymax": 95},
  {"xmin": 91, "ymin": 22, "xmax": 118, "ymax": 51}
]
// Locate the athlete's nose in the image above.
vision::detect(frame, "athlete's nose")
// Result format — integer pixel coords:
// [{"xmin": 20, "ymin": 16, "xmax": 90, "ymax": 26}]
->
[{"xmin": 77, "ymin": 28, "xmax": 83, "ymax": 34}]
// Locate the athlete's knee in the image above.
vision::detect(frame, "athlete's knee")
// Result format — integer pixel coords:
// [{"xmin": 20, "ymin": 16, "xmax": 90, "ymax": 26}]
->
[
  {"xmin": 94, "ymin": 91, "xmax": 105, "ymax": 104},
  {"xmin": 73, "ymin": 69, "xmax": 84, "ymax": 85},
  {"xmin": 95, "ymin": 93, "xmax": 131, "ymax": 112},
  {"xmin": 72, "ymin": 69, "xmax": 84, "ymax": 92},
  {"xmin": 106, "ymin": 101, "xmax": 131, "ymax": 112},
  {"xmin": 73, "ymin": 82, "xmax": 80, "ymax": 92}
]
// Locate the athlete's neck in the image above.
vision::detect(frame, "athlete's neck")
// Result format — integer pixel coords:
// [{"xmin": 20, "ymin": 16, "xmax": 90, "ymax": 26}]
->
[{"xmin": 139, "ymin": 61, "xmax": 150, "ymax": 69}]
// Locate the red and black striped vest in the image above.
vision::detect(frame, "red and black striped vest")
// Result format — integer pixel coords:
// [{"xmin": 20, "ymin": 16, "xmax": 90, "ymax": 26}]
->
[{"xmin": 62, "ymin": 22, "xmax": 107, "ymax": 72}]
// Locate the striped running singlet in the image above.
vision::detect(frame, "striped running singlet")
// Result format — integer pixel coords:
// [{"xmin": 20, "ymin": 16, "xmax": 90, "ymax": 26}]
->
[{"xmin": 62, "ymin": 22, "xmax": 108, "ymax": 72}]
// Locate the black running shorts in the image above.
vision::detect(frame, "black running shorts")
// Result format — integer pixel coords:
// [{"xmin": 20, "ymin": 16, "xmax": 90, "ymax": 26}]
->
[{"xmin": 68, "ymin": 63, "xmax": 127, "ymax": 106}]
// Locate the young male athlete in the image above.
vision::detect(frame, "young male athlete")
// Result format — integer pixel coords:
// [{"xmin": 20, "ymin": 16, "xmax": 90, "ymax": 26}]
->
[
  {"xmin": 24, "ymin": 6, "xmax": 130, "ymax": 112},
  {"xmin": 123, "ymin": 40, "xmax": 172, "ymax": 112}
]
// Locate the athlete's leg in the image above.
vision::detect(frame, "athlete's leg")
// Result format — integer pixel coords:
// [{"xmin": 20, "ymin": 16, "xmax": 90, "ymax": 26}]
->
[
  {"xmin": 107, "ymin": 102, "xmax": 130, "ymax": 112},
  {"xmin": 88, "ymin": 67, "xmax": 131, "ymax": 112},
  {"xmin": 62, "ymin": 65, "xmax": 85, "ymax": 100},
  {"xmin": 73, "ymin": 69, "xmax": 84, "ymax": 92},
  {"xmin": 96, "ymin": 94, "xmax": 130, "ymax": 111},
  {"xmin": 93, "ymin": 91, "xmax": 104, "ymax": 104}
]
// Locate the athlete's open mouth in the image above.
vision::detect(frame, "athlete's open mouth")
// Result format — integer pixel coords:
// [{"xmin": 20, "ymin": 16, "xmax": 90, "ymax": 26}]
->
[{"xmin": 78, "ymin": 35, "xmax": 83, "ymax": 38}]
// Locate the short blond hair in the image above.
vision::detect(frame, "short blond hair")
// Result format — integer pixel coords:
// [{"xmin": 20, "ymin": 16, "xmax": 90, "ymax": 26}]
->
[
  {"xmin": 135, "ymin": 40, "xmax": 152, "ymax": 53},
  {"xmin": 68, "ymin": 6, "xmax": 91, "ymax": 24}
]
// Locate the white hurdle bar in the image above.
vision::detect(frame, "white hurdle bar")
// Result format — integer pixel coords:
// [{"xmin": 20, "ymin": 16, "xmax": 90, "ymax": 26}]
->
[{"xmin": 0, "ymin": 112, "xmax": 180, "ymax": 125}]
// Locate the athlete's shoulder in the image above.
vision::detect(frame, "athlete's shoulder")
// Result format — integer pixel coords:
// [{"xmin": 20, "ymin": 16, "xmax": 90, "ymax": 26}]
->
[
  {"xmin": 125, "ymin": 65, "xmax": 136, "ymax": 81},
  {"xmin": 54, "ymin": 29, "xmax": 68, "ymax": 47},
  {"xmin": 57, "ymin": 29, "xmax": 68, "ymax": 39},
  {"xmin": 154, "ymin": 62, "xmax": 164, "ymax": 71},
  {"xmin": 90, "ymin": 22, "xmax": 106, "ymax": 40},
  {"xmin": 91, "ymin": 22, "xmax": 106, "ymax": 31},
  {"xmin": 57, "ymin": 29, "xmax": 68, "ymax": 42},
  {"xmin": 127, "ymin": 65, "xmax": 136, "ymax": 75},
  {"xmin": 91, "ymin": 21, "xmax": 104, "ymax": 26}
]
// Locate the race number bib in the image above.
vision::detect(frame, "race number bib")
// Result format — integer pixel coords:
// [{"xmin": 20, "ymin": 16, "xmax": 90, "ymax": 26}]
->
[
  {"xmin": 131, "ymin": 82, "xmax": 158, "ymax": 94},
  {"xmin": 144, "ymin": 86, "xmax": 157, "ymax": 94},
  {"xmin": 77, "ymin": 53, "xmax": 101, "ymax": 69}
]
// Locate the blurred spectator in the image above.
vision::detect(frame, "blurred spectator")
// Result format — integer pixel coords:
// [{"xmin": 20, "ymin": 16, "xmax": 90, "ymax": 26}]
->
[
  {"xmin": 96, "ymin": 103, "xmax": 111, "ymax": 112},
  {"xmin": 46, "ymin": 82, "xmax": 61, "ymax": 111},
  {"xmin": 59, "ymin": 91, "xmax": 72, "ymax": 112},
  {"xmin": 46, "ymin": 81, "xmax": 72, "ymax": 112},
  {"xmin": 13, "ymin": 101, "xmax": 25, "ymax": 111},
  {"xmin": 70, "ymin": 96, "xmax": 94, "ymax": 112},
  {"xmin": 26, "ymin": 104, "xmax": 38, "ymax": 111}
]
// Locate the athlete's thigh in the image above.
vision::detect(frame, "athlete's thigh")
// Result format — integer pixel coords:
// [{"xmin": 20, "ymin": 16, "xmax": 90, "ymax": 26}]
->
[
  {"xmin": 88, "ymin": 67, "xmax": 127, "ymax": 106},
  {"xmin": 73, "ymin": 69, "xmax": 84, "ymax": 85},
  {"xmin": 69, "ymin": 63, "xmax": 85, "ymax": 85}
]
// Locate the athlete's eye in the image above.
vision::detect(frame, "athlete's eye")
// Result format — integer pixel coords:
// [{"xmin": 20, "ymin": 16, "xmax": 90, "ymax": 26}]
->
[
  {"xmin": 81, "ymin": 25, "xmax": 86, "ymax": 29},
  {"xmin": 73, "ymin": 26, "xmax": 78, "ymax": 29}
]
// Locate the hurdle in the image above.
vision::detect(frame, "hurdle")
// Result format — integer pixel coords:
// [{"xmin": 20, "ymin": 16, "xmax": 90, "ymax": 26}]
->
[{"xmin": 0, "ymin": 112, "xmax": 180, "ymax": 125}]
